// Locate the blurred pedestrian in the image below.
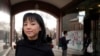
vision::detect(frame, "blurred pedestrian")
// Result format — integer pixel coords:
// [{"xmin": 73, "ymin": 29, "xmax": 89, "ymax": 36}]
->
[{"xmin": 60, "ymin": 31, "xmax": 70, "ymax": 56}]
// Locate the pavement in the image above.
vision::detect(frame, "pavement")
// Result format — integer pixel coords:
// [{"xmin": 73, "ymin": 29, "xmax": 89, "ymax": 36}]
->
[
  {"xmin": 0, "ymin": 40, "xmax": 7, "ymax": 56},
  {"xmin": 0, "ymin": 40, "xmax": 5, "ymax": 53},
  {"xmin": 53, "ymin": 46, "xmax": 83, "ymax": 56},
  {"xmin": 6, "ymin": 48, "xmax": 15, "ymax": 56}
]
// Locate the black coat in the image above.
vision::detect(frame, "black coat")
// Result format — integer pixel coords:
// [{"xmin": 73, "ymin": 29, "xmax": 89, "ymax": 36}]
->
[
  {"xmin": 60, "ymin": 37, "xmax": 70, "ymax": 50},
  {"xmin": 15, "ymin": 39, "xmax": 54, "ymax": 56}
]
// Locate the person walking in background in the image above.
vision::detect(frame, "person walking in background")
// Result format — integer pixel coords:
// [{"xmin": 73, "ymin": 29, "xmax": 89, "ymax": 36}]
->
[
  {"xmin": 46, "ymin": 35, "xmax": 53, "ymax": 48},
  {"xmin": 15, "ymin": 13, "xmax": 54, "ymax": 56},
  {"xmin": 60, "ymin": 31, "xmax": 70, "ymax": 56},
  {"xmin": 46, "ymin": 35, "xmax": 52, "ymax": 44}
]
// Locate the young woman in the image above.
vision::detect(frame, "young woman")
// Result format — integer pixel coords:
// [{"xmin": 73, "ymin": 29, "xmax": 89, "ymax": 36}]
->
[{"xmin": 15, "ymin": 13, "xmax": 54, "ymax": 56}]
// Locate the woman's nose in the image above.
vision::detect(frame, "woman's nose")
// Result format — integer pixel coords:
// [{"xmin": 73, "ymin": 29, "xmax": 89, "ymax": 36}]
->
[{"xmin": 26, "ymin": 24, "xmax": 31, "ymax": 29}]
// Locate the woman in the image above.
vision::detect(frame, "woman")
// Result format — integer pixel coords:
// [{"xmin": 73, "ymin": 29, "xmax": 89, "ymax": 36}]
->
[{"xmin": 15, "ymin": 13, "xmax": 54, "ymax": 56}]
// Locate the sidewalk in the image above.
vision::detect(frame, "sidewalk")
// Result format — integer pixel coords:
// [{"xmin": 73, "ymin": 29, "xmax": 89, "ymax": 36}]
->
[
  {"xmin": 53, "ymin": 46, "xmax": 83, "ymax": 56},
  {"xmin": 0, "ymin": 40, "xmax": 10, "ymax": 56},
  {"xmin": 53, "ymin": 48, "xmax": 72, "ymax": 56},
  {"xmin": 7, "ymin": 48, "xmax": 15, "ymax": 56},
  {"xmin": 0, "ymin": 40, "xmax": 5, "ymax": 53}
]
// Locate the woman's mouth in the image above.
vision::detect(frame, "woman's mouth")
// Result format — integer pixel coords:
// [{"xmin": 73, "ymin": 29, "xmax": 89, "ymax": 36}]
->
[{"xmin": 26, "ymin": 31, "xmax": 33, "ymax": 34}]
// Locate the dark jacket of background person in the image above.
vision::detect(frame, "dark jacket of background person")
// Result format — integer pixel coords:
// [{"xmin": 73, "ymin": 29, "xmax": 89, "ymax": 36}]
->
[
  {"xmin": 60, "ymin": 36, "xmax": 70, "ymax": 50},
  {"xmin": 46, "ymin": 35, "xmax": 52, "ymax": 44},
  {"xmin": 15, "ymin": 13, "xmax": 54, "ymax": 56},
  {"xmin": 46, "ymin": 35, "xmax": 53, "ymax": 48}
]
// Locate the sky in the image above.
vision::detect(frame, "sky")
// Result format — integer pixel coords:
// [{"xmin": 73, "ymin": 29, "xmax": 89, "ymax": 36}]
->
[
  {"xmin": 15, "ymin": 10, "xmax": 57, "ymax": 32},
  {"xmin": 78, "ymin": 11, "xmax": 85, "ymax": 24},
  {"xmin": 0, "ymin": 11, "xmax": 10, "ymax": 31},
  {"xmin": 0, "ymin": 11, "xmax": 10, "ymax": 23}
]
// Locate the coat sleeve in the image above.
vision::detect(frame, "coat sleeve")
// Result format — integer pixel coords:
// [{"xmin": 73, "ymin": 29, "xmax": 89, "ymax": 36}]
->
[
  {"xmin": 44, "ymin": 48, "xmax": 54, "ymax": 56},
  {"xmin": 15, "ymin": 40, "xmax": 22, "ymax": 56},
  {"xmin": 15, "ymin": 42, "xmax": 18, "ymax": 56}
]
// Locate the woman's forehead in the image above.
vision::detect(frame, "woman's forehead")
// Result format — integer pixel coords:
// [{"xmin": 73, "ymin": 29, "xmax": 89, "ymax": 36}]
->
[{"xmin": 24, "ymin": 17, "xmax": 36, "ymax": 22}]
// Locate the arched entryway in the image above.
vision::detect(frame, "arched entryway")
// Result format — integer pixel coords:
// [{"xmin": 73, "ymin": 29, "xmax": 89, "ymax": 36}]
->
[{"xmin": 10, "ymin": 1, "xmax": 62, "ymax": 47}]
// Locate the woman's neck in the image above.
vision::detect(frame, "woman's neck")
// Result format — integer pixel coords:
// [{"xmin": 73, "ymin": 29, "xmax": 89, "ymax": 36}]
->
[{"xmin": 28, "ymin": 35, "xmax": 38, "ymax": 40}]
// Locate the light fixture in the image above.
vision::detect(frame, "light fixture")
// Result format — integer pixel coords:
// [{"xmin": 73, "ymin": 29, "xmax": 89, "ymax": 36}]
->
[
  {"xmin": 89, "ymin": 8, "xmax": 93, "ymax": 10},
  {"xmin": 76, "ymin": 8, "xmax": 78, "ymax": 9},
  {"xmin": 98, "ymin": 4, "xmax": 100, "ymax": 7}
]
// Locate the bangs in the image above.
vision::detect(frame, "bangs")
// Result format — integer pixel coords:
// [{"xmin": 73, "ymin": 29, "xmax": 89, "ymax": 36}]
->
[{"xmin": 23, "ymin": 16, "xmax": 36, "ymax": 22}]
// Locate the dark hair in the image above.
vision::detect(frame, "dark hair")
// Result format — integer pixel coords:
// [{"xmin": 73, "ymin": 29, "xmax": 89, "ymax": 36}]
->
[
  {"xmin": 22, "ymin": 13, "xmax": 46, "ymax": 43},
  {"xmin": 46, "ymin": 35, "xmax": 49, "ymax": 37},
  {"xmin": 63, "ymin": 31, "xmax": 67, "ymax": 35}
]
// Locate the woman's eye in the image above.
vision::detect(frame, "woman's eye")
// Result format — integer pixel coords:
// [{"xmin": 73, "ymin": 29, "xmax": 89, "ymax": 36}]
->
[
  {"xmin": 24, "ymin": 23, "xmax": 27, "ymax": 26},
  {"xmin": 31, "ymin": 23, "xmax": 35, "ymax": 25}
]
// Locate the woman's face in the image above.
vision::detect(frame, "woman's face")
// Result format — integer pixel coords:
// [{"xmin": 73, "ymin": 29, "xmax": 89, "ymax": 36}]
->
[{"xmin": 23, "ymin": 18, "xmax": 41, "ymax": 40}]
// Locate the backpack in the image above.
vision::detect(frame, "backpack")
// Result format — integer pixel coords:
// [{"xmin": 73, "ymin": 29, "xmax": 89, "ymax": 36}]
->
[{"xmin": 58, "ymin": 37, "xmax": 62, "ymax": 47}]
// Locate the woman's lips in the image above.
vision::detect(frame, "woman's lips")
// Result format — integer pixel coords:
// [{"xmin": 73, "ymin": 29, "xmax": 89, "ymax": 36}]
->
[{"xmin": 26, "ymin": 31, "xmax": 33, "ymax": 33}]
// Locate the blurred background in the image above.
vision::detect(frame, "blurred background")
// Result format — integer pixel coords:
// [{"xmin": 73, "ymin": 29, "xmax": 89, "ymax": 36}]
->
[{"xmin": 0, "ymin": 0, "xmax": 100, "ymax": 56}]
